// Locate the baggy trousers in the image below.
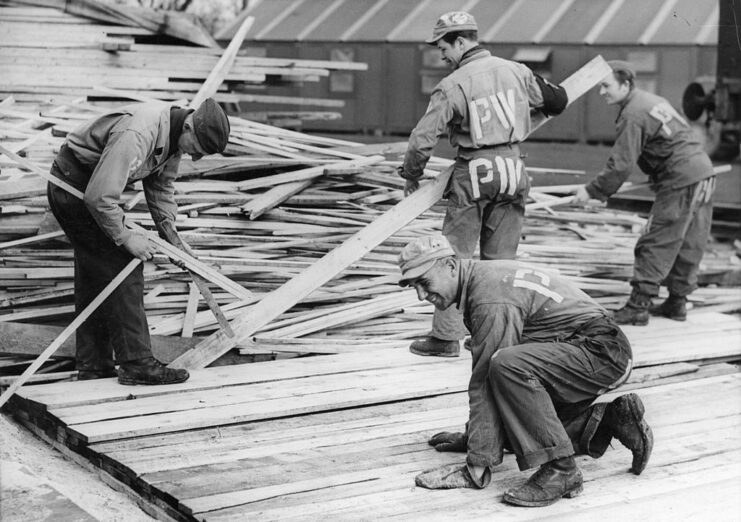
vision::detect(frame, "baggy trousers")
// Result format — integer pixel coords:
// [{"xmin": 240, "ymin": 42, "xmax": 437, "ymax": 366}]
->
[
  {"xmin": 633, "ymin": 176, "xmax": 715, "ymax": 297},
  {"xmin": 432, "ymin": 147, "xmax": 529, "ymax": 341},
  {"xmin": 47, "ymin": 163, "xmax": 152, "ymax": 372},
  {"xmin": 470, "ymin": 317, "xmax": 632, "ymax": 471}
]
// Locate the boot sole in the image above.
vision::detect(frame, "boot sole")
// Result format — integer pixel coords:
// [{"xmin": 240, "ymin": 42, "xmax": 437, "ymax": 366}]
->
[
  {"xmin": 614, "ymin": 317, "xmax": 649, "ymax": 326},
  {"xmin": 649, "ymin": 311, "xmax": 686, "ymax": 321},
  {"xmin": 118, "ymin": 374, "xmax": 189, "ymax": 386},
  {"xmin": 409, "ymin": 347, "xmax": 459, "ymax": 357},
  {"xmin": 623, "ymin": 393, "xmax": 654, "ymax": 475},
  {"xmin": 503, "ymin": 483, "xmax": 583, "ymax": 507}
]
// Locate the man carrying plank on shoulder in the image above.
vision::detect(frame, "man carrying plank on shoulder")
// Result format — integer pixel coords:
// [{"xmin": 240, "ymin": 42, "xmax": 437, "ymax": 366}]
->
[
  {"xmin": 47, "ymin": 98, "xmax": 230, "ymax": 385},
  {"xmin": 396, "ymin": 11, "xmax": 568, "ymax": 358},
  {"xmin": 398, "ymin": 235, "xmax": 653, "ymax": 507}
]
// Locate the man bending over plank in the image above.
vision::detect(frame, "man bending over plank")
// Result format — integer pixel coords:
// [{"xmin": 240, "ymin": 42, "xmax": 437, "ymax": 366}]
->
[
  {"xmin": 47, "ymin": 99, "xmax": 229, "ymax": 385},
  {"xmin": 397, "ymin": 235, "xmax": 653, "ymax": 507}
]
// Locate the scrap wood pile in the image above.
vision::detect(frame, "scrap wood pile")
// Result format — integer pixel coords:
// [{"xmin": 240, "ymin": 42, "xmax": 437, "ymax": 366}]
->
[
  {"xmin": 1, "ymin": 96, "xmax": 740, "ymax": 379},
  {"xmin": 0, "ymin": 0, "xmax": 365, "ymax": 112}
]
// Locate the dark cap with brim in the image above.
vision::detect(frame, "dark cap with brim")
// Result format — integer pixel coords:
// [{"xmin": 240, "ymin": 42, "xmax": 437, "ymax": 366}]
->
[
  {"xmin": 192, "ymin": 98, "xmax": 230, "ymax": 154},
  {"xmin": 607, "ymin": 60, "xmax": 636, "ymax": 81},
  {"xmin": 426, "ymin": 11, "xmax": 478, "ymax": 44},
  {"xmin": 398, "ymin": 235, "xmax": 456, "ymax": 286}
]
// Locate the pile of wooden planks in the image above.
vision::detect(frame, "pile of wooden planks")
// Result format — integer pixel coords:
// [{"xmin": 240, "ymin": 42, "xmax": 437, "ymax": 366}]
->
[
  {"xmin": 1, "ymin": 53, "xmax": 740, "ymax": 377},
  {"xmin": 1, "ymin": 97, "xmax": 740, "ymax": 371},
  {"xmin": 0, "ymin": 0, "xmax": 367, "ymax": 108}
]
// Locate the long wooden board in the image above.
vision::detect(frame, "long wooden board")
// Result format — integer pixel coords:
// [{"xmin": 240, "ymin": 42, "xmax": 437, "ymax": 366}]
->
[{"xmin": 170, "ymin": 55, "xmax": 614, "ymax": 370}]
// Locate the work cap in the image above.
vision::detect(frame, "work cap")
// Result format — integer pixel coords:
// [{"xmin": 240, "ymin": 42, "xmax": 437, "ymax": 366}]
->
[
  {"xmin": 426, "ymin": 11, "xmax": 478, "ymax": 44},
  {"xmin": 607, "ymin": 60, "xmax": 636, "ymax": 82},
  {"xmin": 398, "ymin": 235, "xmax": 456, "ymax": 286},
  {"xmin": 192, "ymin": 98, "xmax": 230, "ymax": 154}
]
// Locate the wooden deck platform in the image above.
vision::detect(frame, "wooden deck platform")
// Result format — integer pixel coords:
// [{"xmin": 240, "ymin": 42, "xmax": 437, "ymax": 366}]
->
[{"xmin": 7, "ymin": 312, "xmax": 741, "ymax": 521}]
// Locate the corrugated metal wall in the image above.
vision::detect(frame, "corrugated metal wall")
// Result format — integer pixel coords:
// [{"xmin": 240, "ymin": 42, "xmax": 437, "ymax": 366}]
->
[{"xmin": 220, "ymin": 0, "xmax": 719, "ymax": 141}]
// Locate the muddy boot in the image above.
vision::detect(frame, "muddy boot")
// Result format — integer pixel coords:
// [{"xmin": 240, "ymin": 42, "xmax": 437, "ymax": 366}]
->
[
  {"xmin": 605, "ymin": 393, "xmax": 654, "ymax": 475},
  {"xmin": 117, "ymin": 357, "xmax": 190, "ymax": 385},
  {"xmin": 409, "ymin": 336, "xmax": 460, "ymax": 357},
  {"xmin": 503, "ymin": 457, "xmax": 583, "ymax": 507},
  {"xmin": 612, "ymin": 289, "xmax": 651, "ymax": 326},
  {"xmin": 649, "ymin": 294, "xmax": 687, "ymax": 321}
]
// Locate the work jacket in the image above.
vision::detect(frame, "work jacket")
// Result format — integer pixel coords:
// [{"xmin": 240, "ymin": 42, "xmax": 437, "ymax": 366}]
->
[
  {"xmin": 586, "ymin": 89, "xmax": 714, "ymax": 200},
  {"xmin": 55, "ymin": 103, "xmax": 180, "ymax": 247},
  {"xmin": 402, "ymin": 48, "xmax": 545, "ymax": 180},
  {"xmin": 453, "ymin": 259, "xmax": 607, "ymax": 467}
]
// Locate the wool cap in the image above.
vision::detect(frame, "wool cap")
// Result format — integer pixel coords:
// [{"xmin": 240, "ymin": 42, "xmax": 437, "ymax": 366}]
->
[
  {"xmin": 607, "ymin": 60, "xmax": 636, "ymax": 82},
  {"xmin": 398, "ymin": 235, "xmax": 456, "ymax": 286},
  {"xmin": 426, "ymin": 11, "xmax": 478, "ymax": 44},
  {"xmin": 192, "ymin": 98, "xmax": 230, "ymax": 154}
]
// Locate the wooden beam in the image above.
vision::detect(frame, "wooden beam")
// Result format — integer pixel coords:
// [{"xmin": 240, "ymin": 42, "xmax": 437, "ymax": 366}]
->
[
  {"xmin": 169, "ymin": 55, "xmax": 612, "ymax": 370},
  {"xmin": 189, "ymin": 16, "xmax": 254, "ymax": 108},
  {"xmin": 0, "ymin": 258, "xmax": 140, "ymax": 409}
]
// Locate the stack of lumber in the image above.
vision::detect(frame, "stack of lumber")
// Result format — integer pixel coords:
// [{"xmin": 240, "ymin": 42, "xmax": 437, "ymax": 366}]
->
[
  {"xmin": 1, "ymin": 92, "xmax": 740, "ymax": 372},
  {"xmin": 0, "ymin": 0, "xmax": 366, "ymax": 108}
]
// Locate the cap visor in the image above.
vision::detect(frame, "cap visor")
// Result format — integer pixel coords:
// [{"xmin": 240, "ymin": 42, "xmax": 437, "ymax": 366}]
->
[
  {"xmin": 398, "ymin": 259, "xmax": 436, "ymax": 287},
  {"xmin": 425, "ymin": 35, "xmax": 443, "ymax": 44}
]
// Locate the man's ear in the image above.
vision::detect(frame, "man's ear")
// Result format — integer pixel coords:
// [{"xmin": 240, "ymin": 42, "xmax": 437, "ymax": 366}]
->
[{"xmin": 444, "ymin": 257, "xmax": 457, "ymax": 274}]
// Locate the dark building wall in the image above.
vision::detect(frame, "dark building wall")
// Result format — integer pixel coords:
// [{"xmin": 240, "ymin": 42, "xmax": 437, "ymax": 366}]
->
[{"xmin": 237, "ymin": 40, "xmax": 713, "ymax": 143}]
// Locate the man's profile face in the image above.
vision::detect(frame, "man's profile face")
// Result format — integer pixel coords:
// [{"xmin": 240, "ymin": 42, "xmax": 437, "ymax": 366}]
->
[
  {"xmin": 437, "ymin": 38, "xmax": 464, "ymax": 68},
  {"xmin": 410, "ymin": 260, "xmax": 458, "ymax": 310},
  {"xmin": 178, "ymin": 115, "xmax": 208, "ymax": 161},
  {"xmin": 598, "ymin": 72, "xmax": 630, "ymax": 105}
]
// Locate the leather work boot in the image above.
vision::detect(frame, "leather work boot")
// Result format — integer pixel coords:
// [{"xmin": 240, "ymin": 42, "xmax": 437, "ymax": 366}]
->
[
  {"xmin": 649, "ymin": 294, "xmax": 687, "ymax": 321},
  {"xmin": 77, "ymin": 369, "xmax": 117, "ymax": 381},
  {"xmin": 612, "ymin": 290, "xmax": 651, "ymax": 326},
  {"xmin": 409, "ymin": 336, "xmax": 460, "ymax": 357},
  {"xmin": 503, "ymin": 457, "xmax": 583, "ymax": 507},
  {"xmin": 606, "ymin": 393, "xmax": 654, "ymax": 475},
  {"xmin": 117, "ymin": 357, "xmax": 190, "ymax": 385}
]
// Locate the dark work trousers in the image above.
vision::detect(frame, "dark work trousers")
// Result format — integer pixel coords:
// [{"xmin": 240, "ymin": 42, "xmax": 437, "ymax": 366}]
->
[
  {"xmin": 486, "ymin": 316, "xmax": 633, "ymax": 471},
  {"xmin": 432, "ymin": 147, "xmax": 530, "ymax": 341},
  {"xmin": 47, "ymin": 163, "xmax": 152, "ymax": 372},
  {"xmin": 633, "ymin": 176, "xmax": 715, "ymax": 297}
]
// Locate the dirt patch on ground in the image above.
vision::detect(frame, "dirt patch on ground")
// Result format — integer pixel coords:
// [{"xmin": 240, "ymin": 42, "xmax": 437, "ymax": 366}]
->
[{"xmin": 0, "ymin": 412, "xmax": 156, "ymax": 521}]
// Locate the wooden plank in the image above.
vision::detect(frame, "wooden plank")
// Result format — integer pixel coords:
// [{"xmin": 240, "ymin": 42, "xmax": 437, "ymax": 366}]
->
[
  {"xmin": 189, "ymin": 16, "xmax": 254, "ymax": 108},
  {"xmin": 0, "ymin": 258, "xmax": 140, "ymax": 408},
  {"xmin": 169, "ymin": 55, "xmax": 612, "ymax": 370}
]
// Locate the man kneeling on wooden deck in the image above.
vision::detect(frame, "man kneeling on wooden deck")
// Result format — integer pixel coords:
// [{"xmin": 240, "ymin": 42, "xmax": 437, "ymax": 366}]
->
[
  {"xmin": 47, "ymin": 98, "xmax": 230, "ymax": 385},
  {"xmin": 397, "ymin": 236, "xmax": 654, "ymax": 507}
]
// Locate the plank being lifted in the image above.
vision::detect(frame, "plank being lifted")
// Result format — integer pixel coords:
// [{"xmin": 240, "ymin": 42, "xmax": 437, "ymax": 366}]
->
[{"xmin": 169, "ymin": 55, "xmax": 613, "ymax": 370}]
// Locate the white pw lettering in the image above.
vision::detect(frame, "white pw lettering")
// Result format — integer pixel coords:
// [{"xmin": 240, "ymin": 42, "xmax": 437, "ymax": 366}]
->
[{"xmin": 469, "ymin": 89, "xmax": 516, "ymax": 141}]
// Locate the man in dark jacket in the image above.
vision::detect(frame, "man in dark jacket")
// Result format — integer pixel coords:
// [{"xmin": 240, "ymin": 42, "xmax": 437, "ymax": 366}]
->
[
  {"xmin": 397, "ymin": 235, "xmax": 653, "ymax": 507},
  {"xmin": 47, "ymin": 98, "xmax": 230, "ymax": 385},
  {"xmin": 573, "ymin": 61, "xmax": 716, "ymax": 325},
  {"xmin": 397, "ymin": 11, "xmax": 568, "ymax": 358}
]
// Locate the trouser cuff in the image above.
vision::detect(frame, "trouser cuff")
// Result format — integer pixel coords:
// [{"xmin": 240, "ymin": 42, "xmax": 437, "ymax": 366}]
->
[
  {"xmin": 515, "ymin": 441, "xmax": 574, "ymax": 471},
  {"xmin": 579, "ymin": 402, "xmax": 611, "ymax": 458}
]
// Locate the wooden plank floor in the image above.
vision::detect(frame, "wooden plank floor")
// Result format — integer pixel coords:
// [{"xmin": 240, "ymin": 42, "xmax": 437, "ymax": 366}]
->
[{"xmin": 8, "ymin": 312, "xmax": 741, "ymax": 521}]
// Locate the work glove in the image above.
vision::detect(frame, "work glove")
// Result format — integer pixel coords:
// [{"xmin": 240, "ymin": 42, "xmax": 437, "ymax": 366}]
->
[
  {"xmin": 168, "ymin": 239, "xmax": 196, "ymax": 270},
  {"xmin": 123, "ymin": 232, "xmax": 155, "ymax": 261},
  {"xmin": 428, "ymin": 431, "xmax": 467, "ymax": 452},
  {"xmin": 571, "ymin": 185, "xmax": 592, "ymax": 206},
  {"xmin": 404, "ymin": 179, "xmax": 420, "ymax": 196}
]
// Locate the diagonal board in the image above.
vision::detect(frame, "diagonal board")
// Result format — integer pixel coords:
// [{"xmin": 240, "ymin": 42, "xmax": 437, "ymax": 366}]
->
[{"xmin": 170, "ymin": 55, "xmax": 613, "ymax": 370}]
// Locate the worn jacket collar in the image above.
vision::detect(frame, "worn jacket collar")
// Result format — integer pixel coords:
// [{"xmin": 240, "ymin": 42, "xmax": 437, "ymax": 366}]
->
[
  {"xmin": 454, "ymin": 258, "xmax": 475, "ymax": 311},
  {"xmin": 457, "ymin": 46, "xmax": 490, "ymax": 69}
]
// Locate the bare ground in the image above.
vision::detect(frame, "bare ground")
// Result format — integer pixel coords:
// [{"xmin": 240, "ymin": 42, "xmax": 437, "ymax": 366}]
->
[{"xmin": 0, "ymin": 412, "xmax": 157, "ymax": 522}]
